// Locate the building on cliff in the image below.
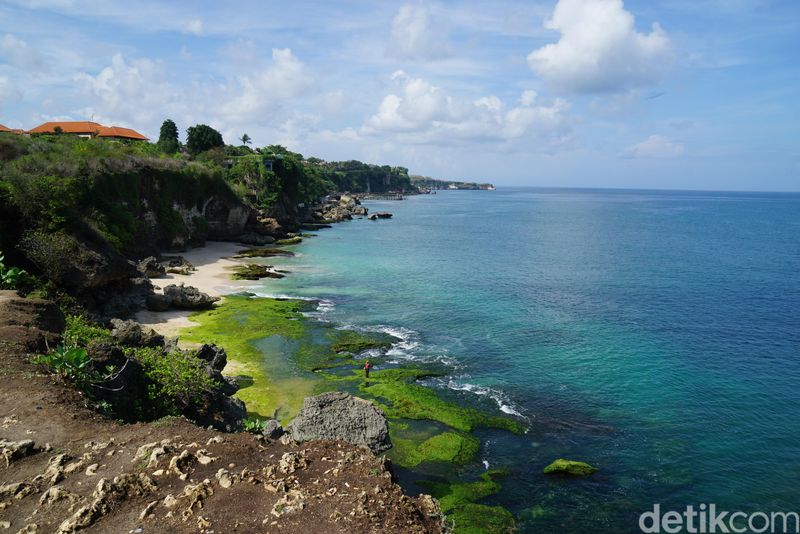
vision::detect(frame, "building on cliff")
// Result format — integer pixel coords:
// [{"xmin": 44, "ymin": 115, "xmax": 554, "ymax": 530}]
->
[{"xmin": 27, "ymin": 120, "xmax": 149, "ymax": 141}]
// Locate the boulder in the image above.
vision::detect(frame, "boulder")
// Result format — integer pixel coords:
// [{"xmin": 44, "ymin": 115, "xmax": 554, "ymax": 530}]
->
[
  {"xmin": 162, "ymin": 284, "xmax": 219, "ymax": 310},
  {"xmin": 109, "ymin": 319, "xmax": 165, "ymax": 348},
  {"xmin": 262, "ymin": 419, "xmax": 284, "ymax": 439},
  {"xmin": 137, "ymin": 257, "xmax": 165, "ymax": 278},
  {"xmin": 368, "ymin": 212, "xmax": 393, "ymax": 220},
  {"xmin": 0, "ymin": 291, "xmax": 65, "ymax": 352},
  {"xmin": 237, "ymin": 232, "xmax": 276, "ymax": 246},
  {"xmin": 543, "ymin": 459, "xmax": 598, "ymax": 476},
  {"xmin": 338, "ymin": 195, "xmax": 357, "ymax": 210},
  {"xmin": 289, "ymin": 392, "xmax": 391, "ymax": 453},
  {"xmin": 195, "ymin": 344, "xmax": 227, "ymax": 371},
  {"xmin": 352, "ymin": 206, "xmax": 368, "ymax": 216},
  {"xmin": 145, "ymin": 293, "xmax": 171, "ymax": 312},
  {"xmin": 321, "ymin": 206, "xmax": 353, "ymax": 222}
]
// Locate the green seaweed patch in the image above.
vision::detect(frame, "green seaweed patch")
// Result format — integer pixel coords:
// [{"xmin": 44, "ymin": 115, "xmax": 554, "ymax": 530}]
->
[
  {"xmin": 420, "ymin": 470, "xmax": 515, "ymax": 534},
  {"xmin": 360, "ymin": 380, "xmax": 525, "ymax": 434},
  {"xmin": 391, "ymin": 431, "xmax": 480, "ymax": 468},
  {"xmin": 543, "ymin": 458, "xmax": 598, "ymax": 476},
  {"xmin": 330, "ymin": 330, "xmax": 398, "ymax": 354},
  {"xmin": 276, "ymin": 236, "xmax": 302, "ymax": 245},
  {"xmin": 181, "ymin": 295, "xmax": 317, "ymax": 421},
  {"xmin": 228, "ymin": 264, "xmax": 285, "ymax": 280},
  {"xmin": 234, "ymin": 248, "xmax": 295, "ymax": 258}
]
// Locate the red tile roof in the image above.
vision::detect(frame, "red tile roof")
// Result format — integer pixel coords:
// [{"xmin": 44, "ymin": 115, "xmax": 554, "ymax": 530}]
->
[
  {"xmin": 0, "ymin": 124, "xmax": 11, "ymax": 132},
  {"xmin": 28, "ymin": 121, "xmax": 104, "ymax": 135},
  {"xmin": 28, "ymin": 121, "xmax": 148, "ymax": 140},
  {"xmin": 97, "ymin": 125, "xmax": 149, "ymax": 141}
]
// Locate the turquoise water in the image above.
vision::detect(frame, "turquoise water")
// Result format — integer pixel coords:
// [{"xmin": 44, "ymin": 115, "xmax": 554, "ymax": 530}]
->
[{"xmin": 257, "ymin": 188, "xmax": 800, "ymax": 532}]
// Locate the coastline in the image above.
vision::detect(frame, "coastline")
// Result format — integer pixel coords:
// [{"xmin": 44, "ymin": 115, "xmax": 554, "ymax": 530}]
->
[{"xmin": 135, "ymin": 225, "xmax": 526, "ymax": 533}]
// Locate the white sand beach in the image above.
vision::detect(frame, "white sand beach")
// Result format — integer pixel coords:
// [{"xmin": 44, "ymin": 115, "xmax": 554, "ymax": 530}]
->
[{"xmin": 136, "ymin": 241, "xmax": 255, "ymax": 337}]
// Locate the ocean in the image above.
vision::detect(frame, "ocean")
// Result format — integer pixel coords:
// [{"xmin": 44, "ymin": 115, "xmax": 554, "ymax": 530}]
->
[{"xmin": 256, "ymin": 188, "xmax": 800, "ymax": 532}]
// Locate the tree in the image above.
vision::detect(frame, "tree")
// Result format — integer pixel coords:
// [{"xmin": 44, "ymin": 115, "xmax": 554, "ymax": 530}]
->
[
  {"xmin": 186, "ymin": 124, "xmax": 224, "ymax": 155},
  {"xmin": 157, "ymin": 119, "xmax": 180, "ymax": 153},
  {"xmin": 240, "ymin": 133, "xmax": 251, "ymax": 146}
]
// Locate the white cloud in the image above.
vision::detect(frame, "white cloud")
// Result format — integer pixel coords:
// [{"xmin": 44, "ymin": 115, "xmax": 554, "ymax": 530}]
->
[
  {"xmin": 528, "ymin": 0, "xmax": 672, "ymax": 93},
  {"xmin": 185, "ymin": 18, "xmax": 204, "ymax": 35},
  {"xmin": 0, "ymin": 75, "xmax": 23, "ymax": 106},
  {"xmin": 360, "ymin": 71, "xmax": 571, "ymax": 149},
  {"xmin": 218, "ymin": 48, "xmax": 313, "ymax": 121},
  {"xmin": 387, "ymin": 4, "xmax": 450, "ymax": 60},
  {"xmin": 74, "ymin": 53, "xmax": 179, "ymax": 127},
  {"xmin": 622, "ymin": 135, "xmax": 684, "ymax": 158},
  {"xmin": 0, "ymin": 34, "xmax": 45, "ymax": 70}
]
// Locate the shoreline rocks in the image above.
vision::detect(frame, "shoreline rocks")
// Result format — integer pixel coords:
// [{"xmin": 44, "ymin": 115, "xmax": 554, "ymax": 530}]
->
[
  {"xmin": 288, "ymin": 392, "xmax": 392, "ymax": 453},
  {"xmin": 543, "ymin": 458, "xmax": 598, "ymax": 476}
]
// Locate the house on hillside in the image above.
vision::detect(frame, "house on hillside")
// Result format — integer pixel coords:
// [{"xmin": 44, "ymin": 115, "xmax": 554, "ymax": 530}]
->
[
  {"xmin": 28, "ymin": 121, "xmax": 149, "ymax": 141},
  {"xmin": 0, "ymin": 124, "xmax": 25, "ymax": 134}
]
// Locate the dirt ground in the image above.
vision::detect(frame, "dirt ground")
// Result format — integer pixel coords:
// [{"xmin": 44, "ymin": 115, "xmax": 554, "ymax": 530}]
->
[{"xmin": 0, "ymin": 294, "xmax": 443, "ymax": 534}]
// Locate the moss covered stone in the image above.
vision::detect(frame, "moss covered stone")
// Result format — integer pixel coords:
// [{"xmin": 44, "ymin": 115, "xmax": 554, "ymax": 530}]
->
[
  {"xmin": 391, "ymin": 431, "xmax": 480, "ymax": 467},
  {"xmin": 360, "ymin": 380, "xmax": 525, "ymax": 434},
  {"xmin": 543, "ymin": 458, "xmax": 598, "ymax": 476},
  {"xmin": 420, "ymin": 471, "xmax": 515, "ymax": 534},
  {"xmin": 234, "ymin": 248, "xmax": 295, "ymax": 258},
  {"xmin": 330, "ymin": 330, "xmax": 396, "ymax": 354},
  {"xmin": 228, "ymin": 264, "xmax": 284, "ymax": 280},
  {"xmin": 276, "ymin": 236, "xmax": 302, "ymax": 245}
]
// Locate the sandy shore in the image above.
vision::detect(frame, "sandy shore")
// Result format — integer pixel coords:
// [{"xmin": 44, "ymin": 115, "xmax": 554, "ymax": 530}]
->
[{"xmin": 136, "ymin": 241, "xmax": 256, "ymax": 337}]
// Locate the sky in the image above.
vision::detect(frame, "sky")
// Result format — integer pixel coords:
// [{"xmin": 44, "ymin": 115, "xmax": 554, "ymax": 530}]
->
[{"xmin": 0, "ymin": 0, "xmax": 798, "ymax": 191}]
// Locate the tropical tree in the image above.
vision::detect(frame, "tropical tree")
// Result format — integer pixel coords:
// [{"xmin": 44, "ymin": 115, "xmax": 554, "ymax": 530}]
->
[
  {"xmin": 240, "ymin": 133, "xmax": 251, "ymax": 146},
  {"xmin": 157, "ymin": 119, "xmax": 180, "ymax": 153},
  {"xmin": 186, "ymin": 124, "xmax": 224, "ymax": 155}
]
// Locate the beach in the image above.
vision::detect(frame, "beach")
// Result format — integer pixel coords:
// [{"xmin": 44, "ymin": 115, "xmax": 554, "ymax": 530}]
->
[{"xmin": 135, "ymin": 241, "xmax": 255, "ymax": 337}]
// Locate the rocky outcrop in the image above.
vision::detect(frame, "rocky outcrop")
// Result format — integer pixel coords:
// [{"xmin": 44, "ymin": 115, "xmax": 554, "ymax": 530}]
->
[
  {"xmin": 160, "ymin": 284, "xmax": 219, "ymax": 310},
  {"xmin": 109, "ymin": 319, "xmax": 164, "ymax": 348},
  {"xmin": 137, "ymin": 257, "xmax": 165, "ymax": 278},
  {"xmin": 0, "ymin": 290, "xmax": 65, "ymax": 352},
  {"xmin": 368, "ymin": 212, "xmax": 393, "ymax": 220},
  {"xmin": 288, "ymin": 392, "xmax": 391, "ymax": 453}
]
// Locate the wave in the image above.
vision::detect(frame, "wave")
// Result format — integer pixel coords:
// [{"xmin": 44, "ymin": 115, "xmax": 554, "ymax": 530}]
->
[{"xmin": 429, "ymin": 376, "xmax": 528, "ymax": 420}]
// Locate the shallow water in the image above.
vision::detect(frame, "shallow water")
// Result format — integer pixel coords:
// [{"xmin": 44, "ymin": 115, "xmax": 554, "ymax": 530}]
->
[{"xmin": 256, "ymin": 188, "xmax": 800, "ymax": 532}]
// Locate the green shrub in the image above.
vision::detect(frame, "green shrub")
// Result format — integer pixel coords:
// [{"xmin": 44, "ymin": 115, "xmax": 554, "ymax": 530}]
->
[
  {"xmin": 64, "ymin": 314, "xmax": 112, "ymax": 347},
  {"xmin": 129, "ymin": 347, "xmax": 218, "ymax": 415},
  {"xmin": 0, "ymin": 252, "xmax": 30, "ymax": 289},
  {"xmin": 243, "ymin": 417, "xmax": 268, "ymax": 433},
  {"xmin": 32, "ymin": 345, "xmax": 97, "ymax": 387}
]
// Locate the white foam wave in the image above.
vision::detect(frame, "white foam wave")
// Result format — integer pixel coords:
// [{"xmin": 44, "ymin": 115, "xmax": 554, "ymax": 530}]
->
[{"xmin": 434, "ymin": 377, "xmax": 527, "ymax": 419}]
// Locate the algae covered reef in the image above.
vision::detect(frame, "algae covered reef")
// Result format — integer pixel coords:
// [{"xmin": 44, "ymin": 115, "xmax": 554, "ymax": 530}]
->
[{"xmin": 181, "ymin": 293, "xmax": 527, "ymax": 532}]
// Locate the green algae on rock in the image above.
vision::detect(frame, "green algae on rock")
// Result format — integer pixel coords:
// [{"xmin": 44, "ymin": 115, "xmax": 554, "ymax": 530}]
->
[
  {"xmin": 543, "ymin": 458, "xmax": 598, "ymax": 476},
  {"xmin": 330, "ymin": 330, "xmax": 398, "ymax": 354},
  {"xmin": 359, "ymin": 379, "xmax": 525, "ymax": 434},
  {"xmin": 420, "ymin": 470, "xmax": 515, "ymax": 534},
  {"xmin": 234, "ymin": 248, "xmax": 295, "ymax": 258},
  {"xmin": 228, "ymin": 264, "xmax": 285, "ymax": 280},
  {"xmin": 276, "ymin": 236, "xmax": 303, "ymax": 245},
  {"xmin": 391, "ymin": 431, "xmax": 480, "ymax": 467}
]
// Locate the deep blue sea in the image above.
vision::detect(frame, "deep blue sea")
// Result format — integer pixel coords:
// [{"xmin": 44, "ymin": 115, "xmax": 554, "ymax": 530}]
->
[{"xmin": 258, "ymin": 188, "xmax": 800, "ymax": 532}]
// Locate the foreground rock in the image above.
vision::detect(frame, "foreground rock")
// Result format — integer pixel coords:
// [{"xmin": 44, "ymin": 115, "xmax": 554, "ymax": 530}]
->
[
  {"xmin": 145, "ymin": 284, "xmax": 220, "ymax": 311},
  {"xmin": 137, "ymin": 256, "xmax": 166, "ymax": 278},
  {"xmin": 110, "ymin": 318, "xmax": 164, "ymax": 348},
  {"xmin": 0, "ymin": 291, "xmax": 64, "ymax": 352},
  {"xmin": 289, "ymin": 392, "xmax": 392, "ymax": 453},
  {"xmin": 543, "ymin": 458, "xmax": 598, "ymax": 476}
]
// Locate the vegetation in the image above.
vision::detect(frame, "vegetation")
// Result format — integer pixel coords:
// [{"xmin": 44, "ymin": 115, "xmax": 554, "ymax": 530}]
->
[
  {"xmin": 157, "ymin": 119, "xmax": 180, "ymax": 154},
  {"xmin": 32, "ymin": 345, "xmax": 96, "ymax": 388},
  {"xmin": 129, "ymin": 346, "xmax": 219, "ymax": 416},
  {"xmin": 64, "ymin": 314, "xmax": 113, "ymax": 347},
  {"xmin": 243, "ymin": 417, "xmax": 268, "ymax": 433},
  {"xmin": 186, "ymin": 123, "xmax": 224, "ymax": 155},
  {"xmin": 0, "ymin": 252, "xmax": 30, "ymax": 289},
  {"xmin": 391, "ymin": 431, "xmax": 480, "ymax": 467}
]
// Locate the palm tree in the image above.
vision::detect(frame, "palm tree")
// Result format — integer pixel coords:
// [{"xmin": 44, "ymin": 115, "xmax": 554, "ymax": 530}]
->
[{"xmin": 240, "ymin": 133, "xmax": 252, "ymax": 145}]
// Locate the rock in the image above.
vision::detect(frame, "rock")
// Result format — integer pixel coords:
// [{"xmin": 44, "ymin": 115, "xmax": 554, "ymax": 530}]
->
[
  {"xmin": 0, "ymin": 438, "xmax": 37, "ymax": 467},
  {"xmin": 368, "ymin": 212, "xmax": 393, "ymax": 220},
  {"xmin": 110, "ymin": 319, "xmax": 164, "ymax": 348},
  {"xmin": 162, "ymin": 284, "xmax": 219, "ymax": 310},
  {"xmin": 262, "ymin": 419, "xmax": 284, "ymax": 439},
  {"xmin": 237, "ymin": 232, "xmax": 276, "ymax": 246},
  {"xmin": 338, "ymin": 195, "xmax": 357, "ymax": 210},
  {"xmin": 543, "ymin": 459, "xmax": 598, "ymax": 476},
  {"xmin": 0, "ymin": 291, "xmax": 65, "ymax": 352},
  {"xmin": 276, "ymin": 236, "xmax": 302, "ymax": 246},
  {"xmin": 195, "ymin": 344, "xmax": 227, "ymax": 371},
  {"xmin": 137, "ymin": 257, "xmax": 165, "ymax": 278},
  {"xmin": 164, "ymin": 256, "xmax": 195, "ymax": 270},
  {"xmin": 144, "ymin": 293, "xmax": 171, "ymax": 312},
  {"xmin": 289, "ymin": 392, "xmax": 391, "ymax": 453},
  {"xmin": 352, "ymin": 205, "xmax": 368, "ymax": 216},
  {"xmin": 86, "ymin": 343, "xmax": 148, "ymax": 423}
]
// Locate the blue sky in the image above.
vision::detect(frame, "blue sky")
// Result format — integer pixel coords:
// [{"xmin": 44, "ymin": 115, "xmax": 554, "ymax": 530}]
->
[{"xmin": 0, "ymin": 0, "xmax": 798, "ymax": 191}]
